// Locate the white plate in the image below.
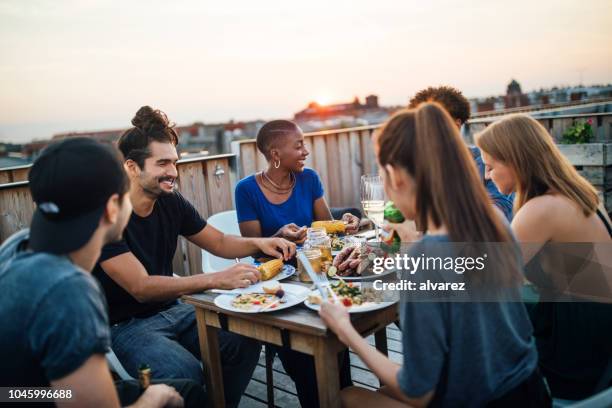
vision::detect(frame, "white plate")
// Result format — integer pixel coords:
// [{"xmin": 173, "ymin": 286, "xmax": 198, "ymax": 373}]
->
[
  {"xmin": 266, "ymin": 264, "xmax": 295, "ymax": 281},
  {"xmin": 303, "ymin": 284, "xmax": 396, "ymax": 313},
  {"xmin": 214, "ymin": 283, "xmax": 309, "ymax": 314}
]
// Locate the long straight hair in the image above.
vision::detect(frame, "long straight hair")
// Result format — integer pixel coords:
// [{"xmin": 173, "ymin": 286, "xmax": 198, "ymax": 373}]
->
[
  {"xmin": 377, "ymin": 103, "xmax": 511, "ymax": 243},
  {"xmin": 476, "ymin": 114, "xmax": 598, "ymax": 216}
]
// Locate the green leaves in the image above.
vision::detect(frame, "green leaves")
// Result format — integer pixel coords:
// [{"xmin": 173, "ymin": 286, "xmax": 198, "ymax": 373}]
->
[{"xmin": 561, "ymin": 120, "xmax": 593, "ymax": 144}]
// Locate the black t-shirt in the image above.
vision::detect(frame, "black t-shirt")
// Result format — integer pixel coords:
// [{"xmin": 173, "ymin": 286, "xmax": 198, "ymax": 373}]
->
[{"xmin": 93, "ymin": 192, "xmax": 207, "ymax": 324}]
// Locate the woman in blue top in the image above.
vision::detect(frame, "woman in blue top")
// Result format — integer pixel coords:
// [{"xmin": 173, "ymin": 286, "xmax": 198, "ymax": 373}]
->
[
  {"xmin": 320, "ymin": 103, "xmax": 550, "ymax": 407},
  {"xmin": 235, "ymin": 119, "xmax": 359, "ymax": 408},
  {"xmin": 236, "ymin": 119, "xmax": 359, "ymax": 242}
]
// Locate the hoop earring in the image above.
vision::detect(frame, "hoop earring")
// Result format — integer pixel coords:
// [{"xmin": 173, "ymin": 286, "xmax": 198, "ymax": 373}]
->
[{"xmin": 274, "ymin": 160, "xmax": 280, "ymax": 169}]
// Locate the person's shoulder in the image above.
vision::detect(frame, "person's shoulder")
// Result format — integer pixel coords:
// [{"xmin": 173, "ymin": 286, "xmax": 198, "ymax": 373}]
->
[
  {"xmin": 236, "ymin": 174, "xmax": 258, "ymax": 193},
  {"xmin": 300, "ymin": 167, "xmax": 319, "ymax": 178},
  {"xmin": 519, "ymin": 193, "xmax": 576, "ymax": 221}
]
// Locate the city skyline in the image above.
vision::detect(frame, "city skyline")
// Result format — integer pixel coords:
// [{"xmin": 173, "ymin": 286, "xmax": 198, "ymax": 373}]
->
[{"xmin": 1, "ymin": 0, "xmax": 611, "ymax": 144}]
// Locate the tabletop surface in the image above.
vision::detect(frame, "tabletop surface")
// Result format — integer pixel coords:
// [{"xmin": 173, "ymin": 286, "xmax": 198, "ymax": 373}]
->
[{"xmin": 183, "ymin": 278, "xmax": 397, "ymax": 337}]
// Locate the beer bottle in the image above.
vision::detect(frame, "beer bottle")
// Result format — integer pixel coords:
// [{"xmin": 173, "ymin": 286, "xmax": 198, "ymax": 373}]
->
[
  {"xmin": 383, "ymin": 201, "xmax": 405, "ymax": 248},
  {"xmin": 139, "ymin": 364, "xmax": 151, "ymax": 390}
]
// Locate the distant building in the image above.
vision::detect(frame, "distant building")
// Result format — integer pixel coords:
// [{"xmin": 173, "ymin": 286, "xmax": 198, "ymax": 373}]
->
[
  {"xmin": 504, "ymin": 79, "xmax": 530, "ymax": 109},
  {"xmin": 294, "ymin": 94, "xmax": 397, "ymax": 132},
  {"xmin": 18, "ymin": 119, "xmax": 265, "ymax": 161},
  {"xmin": 470, "ymin": 81, "xmax": 612, "ymax": 113}
]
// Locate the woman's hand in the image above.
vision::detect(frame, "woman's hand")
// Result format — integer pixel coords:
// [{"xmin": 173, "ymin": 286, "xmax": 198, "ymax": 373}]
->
[
  {"xmin": 256, "ymin": 237, "xmax": 296, "ymax": 260},
  {"xmin": 383, "ymin": 219, "xmax": 421, "ymax": 242},
  {"xmin": 275, "ymin": 223, "xmax": 307, "ymax": 244},
  {"xmin": 319, "ymin": 301, "xmax": 355, "ymax": 344},
  {"xmin": 342, "ymin": 213, "xmax": 360, "ymax": 234}
]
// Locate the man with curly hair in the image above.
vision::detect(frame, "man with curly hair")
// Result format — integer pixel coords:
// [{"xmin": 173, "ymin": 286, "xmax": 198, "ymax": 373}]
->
[{"xmin": 409, "ymin": 86, "xmax": 514, "ymax": 220}]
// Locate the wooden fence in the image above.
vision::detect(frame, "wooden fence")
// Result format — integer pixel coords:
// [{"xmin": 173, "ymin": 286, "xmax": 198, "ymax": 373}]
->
[
  {"xmin": 232, "ymin": 125, "xmax": 380, "ymax": 209},
  {"xmin": 0, "ymin": 154, "xmax": 236, "ymax": 277},
  {"xmin": 1, "ymin": 110, "xmax": 612, "ymax": 276}
]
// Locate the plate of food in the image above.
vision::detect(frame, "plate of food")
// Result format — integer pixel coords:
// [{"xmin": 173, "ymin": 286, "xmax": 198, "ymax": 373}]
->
[
  {"xmin": 214, "ymin": 282, "xmax": 309, "ymax": 313},
  {"xmin": 254, "ymin": 259, "xmax": 296, "ymax": 281},
  {"xmin": 304, "ymin": 279, "xmax": 394, "ymax": 313}
]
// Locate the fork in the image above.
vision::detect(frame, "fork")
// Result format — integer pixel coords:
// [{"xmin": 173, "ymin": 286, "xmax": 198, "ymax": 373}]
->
[{"xmin": 315, "ymin": 268, "xmax": 340, "ymax": 304}]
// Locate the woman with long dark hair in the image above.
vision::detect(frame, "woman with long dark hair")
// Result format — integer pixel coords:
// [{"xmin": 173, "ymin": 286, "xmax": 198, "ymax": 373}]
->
[{"xmin": 319, "ymin": 103, "xmax": 549, "ymax": 407}]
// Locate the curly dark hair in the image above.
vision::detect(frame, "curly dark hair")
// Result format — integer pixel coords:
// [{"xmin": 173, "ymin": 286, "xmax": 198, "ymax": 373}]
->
[
  {"xmin": 408, "ymin": 86, "xmax": 471, "ymax": 124},
  {"xmin": 117, "ymin": 106, "xmax": 179, "ymax": 168}
]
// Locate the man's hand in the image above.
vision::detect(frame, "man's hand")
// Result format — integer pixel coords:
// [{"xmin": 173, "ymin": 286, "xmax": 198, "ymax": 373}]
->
[
  {"xmin": 211, "ymin": 263, "xmax": 261, "ymax": 289},
  {"xmin": 275, "ymin": 223, "xmax": 307, "ymax": 244},
  {"xmin": 132, "ymin": 384, "xmax": 183, "ymax": 408},
  {"xmin": 342, "ymin": 213, "xmax": 360, "ymax": 234},
  {"xmin": 256, "ymin": 237, "xmax": 296, "ymax": 261}
]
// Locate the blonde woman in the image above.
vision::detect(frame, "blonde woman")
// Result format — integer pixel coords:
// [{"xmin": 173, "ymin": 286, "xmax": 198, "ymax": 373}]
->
[{"xmin": 476, "ymin": 114, "xmax": 612, "ymax": 400}]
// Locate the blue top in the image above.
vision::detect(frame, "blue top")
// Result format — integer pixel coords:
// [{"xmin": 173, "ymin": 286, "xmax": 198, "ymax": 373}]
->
[
  {"xmin": 0, "ymin": 230, "xmax": 110, "ymax": 386},
  {"xmin": 469, "ymin": 146, "xmax": 515, "ymax": 221},
  {"xmin": 396, "ymin": 234, "xmax": 538, "ymax": 407},
  {"xmin": 235, "ymin": 168, "xmax": 325, "ymax": 237}
]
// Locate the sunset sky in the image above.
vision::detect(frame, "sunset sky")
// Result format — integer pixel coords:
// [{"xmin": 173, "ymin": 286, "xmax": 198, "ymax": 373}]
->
[{"xmin": 1, "ymin": 0, "xmax": 611, "ymax": 143}]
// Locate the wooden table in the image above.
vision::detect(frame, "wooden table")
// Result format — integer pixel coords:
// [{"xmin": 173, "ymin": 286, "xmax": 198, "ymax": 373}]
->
[{"xmin": 183, "ymin": 282, "xmax": 397, "ymax": 408}]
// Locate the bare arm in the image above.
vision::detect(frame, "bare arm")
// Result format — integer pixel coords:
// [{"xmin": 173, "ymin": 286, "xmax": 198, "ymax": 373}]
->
[
  {"xmin": 52, "ymin": 354, "xmax": 120, "ymax": 408},
  {"xmin": 187, "ymin": 224, "xmax": 295, "ymax": 260},
  {"xmin": 313, "ymin": 197, "xmax": 333, "ymax": 221},
  {"xmin": 511, "ymin": 198, "xmax": 555, "ymax": 264},
  {"xmin": 100, "ymin": 252, "xmax": 259, "ymax": 302}
]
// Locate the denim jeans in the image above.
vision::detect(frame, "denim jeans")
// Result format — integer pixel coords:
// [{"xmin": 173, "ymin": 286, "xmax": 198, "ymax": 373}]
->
[{"xmin": 111, "ymin": 301, "xmax": 261, "ymax": 408}]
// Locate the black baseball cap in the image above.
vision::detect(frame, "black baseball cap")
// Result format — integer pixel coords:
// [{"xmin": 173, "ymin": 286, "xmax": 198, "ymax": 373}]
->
[{"xmin": 28, "ymin": 137, "xmax": 128, "ymax": 254}]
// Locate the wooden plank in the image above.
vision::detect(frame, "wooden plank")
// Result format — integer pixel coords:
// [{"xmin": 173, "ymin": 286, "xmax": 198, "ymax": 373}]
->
[
  {"xmin": 313, "ymin": 338, "xmax": 341, "ymax": 408},
  {"xmin": 577, "ymin": 165, "xmax": 612, "ymax": 188},
  {"xmin": 557, "ymin": 144, "xmax": 608, "ymax": 166},
  {"xmin": 325, "ymin": 135, "xmax": 342, "ymax": 207},
  {"xmin": 360, "ymin": 129, "xmax": 377, "ymax": 176},
  {"xmin": 0, "ymin": 185, "xmax": 35, "ymax": 242},
  {"xmin": 195, "ymin": 309, "xmax": 226, "ymax": 408},
  {"xmin": 175, "ymin": 161, "xmax": 209, "ymax": 276},
  {"xmin": 0, "ymin": 171, "xmax": 10, "ymax": 184},
  {"xmin": 349, "ymin": 131, "xmax": 363, "ymax": 209},
  {"xmin": 204, "ymin": 158, "xmax": 233, "ymax": 215},
  {"xmin": 312, "ymin": 136, "xmax": 330, "ymax": 203},
  {"xmin": 11, "ymin": 168, "xmax": 29, "ymax": 182},
  {"xmin": 601, "ymin": 116, "xmax": 612, "ymax": 143},
  {"xmin": 337, "ymin": 132, "xmax": 352, "ymax": 207},
  {"xmin": 240, "ymin": 143, "xmax": 258, "ymax": 180},
  {"xmin": 304, "ymin": 136, "xmax": 314, "ymax": 169}
]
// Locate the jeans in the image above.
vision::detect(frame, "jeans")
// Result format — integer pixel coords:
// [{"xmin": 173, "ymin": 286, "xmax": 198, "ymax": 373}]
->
[{"xmin": 111, "ymin": 301, "xmax": 261, "ymax": 408}]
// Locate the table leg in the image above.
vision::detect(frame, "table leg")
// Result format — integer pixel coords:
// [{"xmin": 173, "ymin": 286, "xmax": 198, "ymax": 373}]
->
[
  {"xmin": 374, "ymin": 328, "xmax": 388, "ymax": 356},
  {"xmin": 195, "ymin": 308, "xmax": 225, "ymax": 408},
  {"xmin": 313, "ymin": 338, "xmax": 341, "ymax": 408},
  {"xmin": 374, "ymin": 328, "xmax": 389, "ymax": 387}
]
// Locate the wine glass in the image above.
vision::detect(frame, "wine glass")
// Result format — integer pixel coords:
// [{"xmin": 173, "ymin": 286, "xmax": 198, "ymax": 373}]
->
[{"xmin": 360, "ymin": 174, "xmax": 385, "ymax": 240}]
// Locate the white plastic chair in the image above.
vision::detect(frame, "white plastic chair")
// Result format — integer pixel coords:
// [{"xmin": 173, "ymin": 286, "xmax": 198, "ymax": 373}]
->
[
  {"xmin": 106, "ymin": 349, "xmax": 133, "ymax": 380},
  {"xmin": 201, "ymin": 210, "xmax": 254, "ymax": 272},
  {"xmin": 201, "ymin": 210, "xmax": 275, "ymax": 407}
]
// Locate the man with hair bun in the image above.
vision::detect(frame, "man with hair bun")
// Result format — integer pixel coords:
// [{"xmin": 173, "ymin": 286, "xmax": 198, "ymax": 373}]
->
[{"xmin": 94, "ymin": 106, "xmax": 296, "ymax": 407}]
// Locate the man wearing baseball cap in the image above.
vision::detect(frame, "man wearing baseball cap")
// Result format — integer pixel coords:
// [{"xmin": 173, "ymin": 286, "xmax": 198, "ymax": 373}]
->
[{"xmin": 0, "ymin": 138, "xmax": 204, "ymax": 407}]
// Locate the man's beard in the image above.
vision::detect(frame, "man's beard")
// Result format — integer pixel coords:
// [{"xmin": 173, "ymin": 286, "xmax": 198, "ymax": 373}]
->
[{"xmin": 141, "ymin": 175, "xmax": 175, "ymax": 198}]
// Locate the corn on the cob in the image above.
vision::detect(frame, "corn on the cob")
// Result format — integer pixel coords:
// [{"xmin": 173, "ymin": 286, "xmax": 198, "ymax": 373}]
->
[
  {"xmin": 258, "ymin": 259, "xmax": 284, "ymax": 280},
  {"xmin": 311, "ymin": 220, "xmax": 346, "ymax": 234}
]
